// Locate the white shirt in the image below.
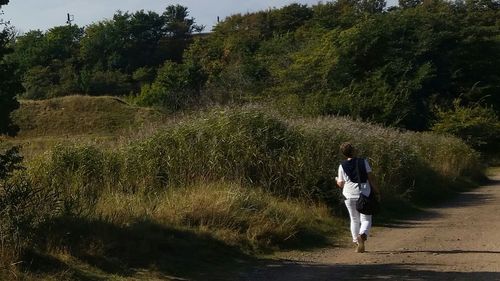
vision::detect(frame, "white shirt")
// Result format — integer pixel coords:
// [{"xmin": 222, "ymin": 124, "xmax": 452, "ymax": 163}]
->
[{"xmin": 338, "ymin": 159, "xmax": 372, "ymax": 199}]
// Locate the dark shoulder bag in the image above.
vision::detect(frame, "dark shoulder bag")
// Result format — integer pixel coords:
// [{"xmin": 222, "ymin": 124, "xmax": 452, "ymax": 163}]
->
[{"xmin": 355, "ymin": 158, "xmax": 379, "ymax": 215}]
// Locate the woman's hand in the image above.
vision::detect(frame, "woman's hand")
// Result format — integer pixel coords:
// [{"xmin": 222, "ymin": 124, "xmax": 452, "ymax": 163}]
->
[{"xmin": 335, "ymin": 177, "xmax": 344, "ymax": 188}]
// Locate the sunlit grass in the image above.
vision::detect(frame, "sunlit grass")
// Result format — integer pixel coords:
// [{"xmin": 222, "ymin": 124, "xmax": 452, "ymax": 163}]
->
[{"xmin": 486, "ymin": 167, "xmax": 500, "ymax": 177}]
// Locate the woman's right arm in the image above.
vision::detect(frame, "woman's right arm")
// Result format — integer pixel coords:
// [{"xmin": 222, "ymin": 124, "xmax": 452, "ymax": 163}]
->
[
  {"xmin": 336, "ymin": 177, "xmax": 345, "ymax": 188},
  {"xmin": 336, "ymin": 165, "xmax": 345, "ymax": 188}
]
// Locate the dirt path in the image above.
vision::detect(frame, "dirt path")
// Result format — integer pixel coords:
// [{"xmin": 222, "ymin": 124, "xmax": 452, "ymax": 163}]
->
[{"xmin": 240, "ymin": 174, "xmax": 500, "ymax": 281}]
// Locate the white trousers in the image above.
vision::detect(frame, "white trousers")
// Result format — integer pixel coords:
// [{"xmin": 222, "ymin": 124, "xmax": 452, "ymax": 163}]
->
[{"xmin": 345, "ymin": 199, "xmax": 372, "ymax": 243}]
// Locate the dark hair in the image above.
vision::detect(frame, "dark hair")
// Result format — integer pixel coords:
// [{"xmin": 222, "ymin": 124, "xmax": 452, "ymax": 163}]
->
[{"xmin": 340, "ymin": 142, "xmax": 355, "ymax": 158}]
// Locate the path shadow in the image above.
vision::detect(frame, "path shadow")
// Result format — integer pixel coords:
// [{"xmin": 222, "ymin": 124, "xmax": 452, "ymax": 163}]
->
[
  {"xmin": 436, "ymin": 192, "xmax": 496, "ymax": 209},
  {"xmin": 374, "ymin": 249, "xmax": 500, "ymax": 255},
  {"xmin": 240, "ymin": 261, "xmax": 500, "ymax": 281},
  {"xmin": 484, "ymin": 176, "xmax": 500, "ymax": 186},
  {"xmin": 375, "ymin": 204, "xmax": 442, "ymax": 228},
  {"xmin": 376, "ymin": 180, "xmax": 498, "ymax": 228}
]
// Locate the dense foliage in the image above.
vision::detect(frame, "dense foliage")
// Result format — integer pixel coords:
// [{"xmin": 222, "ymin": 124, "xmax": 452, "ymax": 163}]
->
[
  {"xmin": 9, "ymin": 4, "xmax": 203, "ymax": 98},
  {"xmin": 432, "ymin": 99, "xmax": 500, "ymax": 154},
  {"xmin": 185, "ymin": 0, "xmax": 499, "ymax": 132},
  {"xmin": 7, "ymin": 0, "xmax": 499, "ymax": 151},
  {"xmin": 0, "ymin": 0, "xmax": 22, "ymax": 136}
]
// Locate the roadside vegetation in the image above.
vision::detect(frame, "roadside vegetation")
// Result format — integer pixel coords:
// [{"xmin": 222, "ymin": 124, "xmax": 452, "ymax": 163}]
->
[
  {"xmin": 0, "ymin": 0, "xmax": 497, "ymax": 279},
  {"xmin": 1, "ymin": 98, "xmax": 483, "ymax": 279}
]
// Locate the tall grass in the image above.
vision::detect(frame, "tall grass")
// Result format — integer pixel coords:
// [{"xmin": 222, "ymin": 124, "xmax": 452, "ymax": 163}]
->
[
  {"xmin": 94, "ymin": 182, "xmax": 338, "ymax": 251},
  {"xmin": 2, "ymin": 106, "xmax": 481, "ymax": 278},
  {"xmin": 28, "ymin": 107, "xmax": 481, "ymax": 205}
]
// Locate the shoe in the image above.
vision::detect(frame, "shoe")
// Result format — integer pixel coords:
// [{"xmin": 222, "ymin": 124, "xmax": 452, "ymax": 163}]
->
[{"xmin": 356, "ymin": 234, "xmax": 367, "ymax": 253}]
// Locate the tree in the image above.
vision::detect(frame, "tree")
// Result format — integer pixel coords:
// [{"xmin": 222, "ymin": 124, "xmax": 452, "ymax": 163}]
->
[
  {"xmin": 311, "ymin": 1, "xmax": 360, "ymax": 29},
  {"xmin": 80, "ymin": 6, "xmax": 202, "ymax": 72},
  {"xmin": 11, "ymin": 25, "xmax": 83, "ymax": 99},
  {"xmin": 356, "ymin": 0, "xmax": 387, "ymax": 14},
  {"xmin": 126, "ymin": 10, "xmax": 165, "ymax": 68},
  {"xmin": 44, "ymin": 25, "xmax": 83, "ymax": 62},
  {"xmin": 135, "ymin": 61, "xmax": 202, "ymax": 110},
  {"xmin": 12, "ymin": 25, "xmax": 82, "ymax": 73},
  {"xmin": 162, "ymin": 5, "xmax": 204, "ymax": 39},
  {"xmin": 79, "ymin": 19, "xmax": 128, "ymax": 71},
  {"xmin": 9, "ymin": 30, "xmax": 46, "ymax": 72},
  {"xmin": 269, "ymin": 4, "xmax": 313, "ymax": 34},
  {"xmin": 399, "ymin": 0, "xmax": 422, "ymax": 9},
  {"xmin": 0, "ymin": 0, "xmax": 22, "ymax": 135}
]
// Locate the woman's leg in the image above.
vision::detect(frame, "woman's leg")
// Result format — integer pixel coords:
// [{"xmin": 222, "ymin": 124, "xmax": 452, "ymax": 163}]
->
[
  {"xmin": 344, "ymin": 199, "xmax": 360, "ymax": 242},
  {"xmin": 360, "ymin": 213, "xmax": 372, "ymax": 237}
]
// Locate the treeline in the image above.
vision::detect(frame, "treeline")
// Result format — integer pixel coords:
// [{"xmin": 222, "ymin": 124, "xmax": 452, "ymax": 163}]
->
[
  {"xmin": 183, "ymin": 0, "xmax": 499, "ymax": 152},
  {"xmin": 5, "ymin": 0, "xmax": 500, "ymax": 153},
  {"xmin": 8, "ymin": 5, "xmax": 203, "ymax": 99}
]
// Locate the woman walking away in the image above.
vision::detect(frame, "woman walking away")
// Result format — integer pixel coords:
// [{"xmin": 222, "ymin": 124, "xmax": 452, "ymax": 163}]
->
[{"xmin": 336, "ymin": 142, "xmax": 380, "ymax": 253}]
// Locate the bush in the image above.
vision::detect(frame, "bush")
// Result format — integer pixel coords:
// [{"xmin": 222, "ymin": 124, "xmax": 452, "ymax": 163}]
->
[
  {"xmin": 21, "ymin": 61, "xmax": 80, "ymax": 99},
  {"xmin": 134, "ymin": 61, "xmax": 200, "ymax": 110},
  {"xmin": 432, "ymin": 100, "xmax": 500, "ymax": 154},
  {"xmin": 12, "ymin": 107, "xmax": 481, "ymax": 277},
  {"xmin": 81, "ymin": 69, "xmax": 131, "ymax": 96},
  {"xmin": 21, "ymin": 65, "xmax": 55, "ymax": 100}
]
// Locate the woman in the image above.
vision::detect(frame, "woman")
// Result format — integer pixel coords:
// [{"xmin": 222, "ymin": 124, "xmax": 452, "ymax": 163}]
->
[{"xmin": 336, "ymin": 142, "xmax": 380, "ymax": 253}]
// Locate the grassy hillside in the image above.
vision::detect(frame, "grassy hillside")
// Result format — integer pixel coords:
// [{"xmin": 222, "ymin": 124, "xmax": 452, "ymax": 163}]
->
[
  {"xmin": 1, "ymin": 95, "xmax": 170, "ymax": 160},
  {"xmin": 12, "ymin": 95, "xmax": 165, "ymax": 138},
  {"xmin": 0, "ymin": 96, "xmax": 483, "ymax": 280}
]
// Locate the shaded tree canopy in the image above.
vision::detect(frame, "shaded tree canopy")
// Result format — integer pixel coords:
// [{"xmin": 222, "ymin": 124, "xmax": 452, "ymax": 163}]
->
[
  {"xmin": 5, "ymin": 1, "xmax": 500, "ymax": 150},
  {"xmin": 1, "ymin": 0, "xmax": 22, "ymax": 135}
]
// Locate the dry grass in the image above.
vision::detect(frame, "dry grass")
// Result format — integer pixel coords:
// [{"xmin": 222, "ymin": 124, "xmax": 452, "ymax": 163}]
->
[
  {"xmin": 486, "ymin": 167, "xmax": 500, "ymax": 177},
  {"xmin": 94, "ymin": 182, "xmax": 340, "ymax": 251},
  {"xmin": 12, "ymin": 96, "xmax": 165, "ymax": 139}
]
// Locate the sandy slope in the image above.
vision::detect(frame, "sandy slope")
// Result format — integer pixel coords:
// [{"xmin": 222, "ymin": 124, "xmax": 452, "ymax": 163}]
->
[{"xmin": 240, "ymin": 174, "xmax": 500, "ymax": 281}]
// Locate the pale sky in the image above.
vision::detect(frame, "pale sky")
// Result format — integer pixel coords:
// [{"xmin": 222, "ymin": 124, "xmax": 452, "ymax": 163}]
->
[{"xmin": 1, "ymin": 0, "xmax": 398, "ymax": 34}]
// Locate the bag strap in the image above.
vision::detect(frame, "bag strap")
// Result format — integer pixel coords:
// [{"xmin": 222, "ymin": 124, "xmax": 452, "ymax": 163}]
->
[{"xmin": 355, "ymin": 158, "xmax": 362, "ymax": 190}]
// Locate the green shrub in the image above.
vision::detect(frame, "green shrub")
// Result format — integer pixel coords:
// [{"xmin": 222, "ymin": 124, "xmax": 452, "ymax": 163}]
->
[
  {"xmin": 82, "ymin": 70, "xmax": 131, "ymax": 96},
  {"xmin": 134, "ymin": 61, "xmax": 201, "ymax": 110},
  {"xmin": 432, "ymin": 100, "xmax": 500, "ymax": 154},
  {"xmin": 21, "ymin": 65, "xmax": 56, "ymax": 100}
]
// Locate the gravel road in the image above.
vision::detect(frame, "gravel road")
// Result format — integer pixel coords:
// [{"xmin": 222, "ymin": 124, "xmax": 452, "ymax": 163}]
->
[{"xmin": 240, "ymin": 173, "xmax": 500, "ymax": 281}]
